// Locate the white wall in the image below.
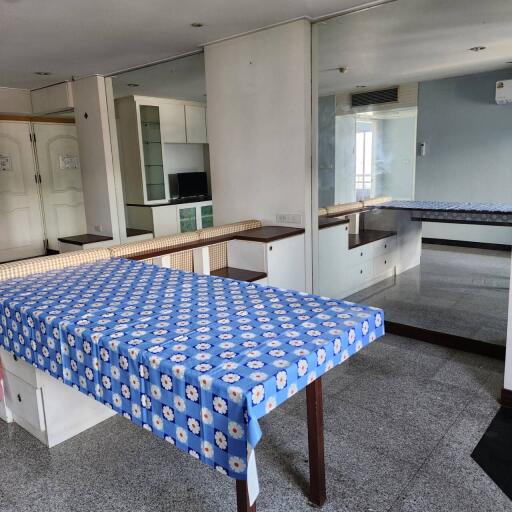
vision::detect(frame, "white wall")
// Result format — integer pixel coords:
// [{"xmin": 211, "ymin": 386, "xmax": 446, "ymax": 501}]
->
[
  {"xmin": 415, "ymin": 69, "xmax": 512, "ymax": 244},
  {"xmin": 205, "ymin": 20, "xmax": 311, "ymax": 227},
  {"xmin": 0, "ymin": 87, "xmax": 32, "ymax": 114},
  {"xmin": 73, "ymin": 76, "xmax": 120, "ymax": 241},
  {"xmin": 205, "ymin": 20, "xmax": 312, "ymax": 290}
]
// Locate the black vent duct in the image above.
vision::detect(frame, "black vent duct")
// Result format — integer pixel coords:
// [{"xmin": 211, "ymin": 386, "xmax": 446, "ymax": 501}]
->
[{"xmin": 351, "ymin": 87, "xmax": 399, "ymax": 107}]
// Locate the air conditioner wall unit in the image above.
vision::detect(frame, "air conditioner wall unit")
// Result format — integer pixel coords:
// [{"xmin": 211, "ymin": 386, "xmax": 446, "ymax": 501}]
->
[{"xmin": 495, "ymin": 80, "xmax": 512, "ymax": 104}]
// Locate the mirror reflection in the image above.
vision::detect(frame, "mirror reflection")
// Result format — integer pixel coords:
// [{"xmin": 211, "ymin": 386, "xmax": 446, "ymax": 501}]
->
[
  {"xmin": 315, "ymin": 0, "xmax": 512, "ymax": 349},
  {"xmin": 111, "ymin": 52, "xmax": 212, "ymax": 238}
]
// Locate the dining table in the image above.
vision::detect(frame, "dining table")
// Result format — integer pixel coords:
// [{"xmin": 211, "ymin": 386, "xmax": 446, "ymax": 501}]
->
[{"xmin": 0, "ymin": 257, "xmax": 385, "ymax": 511}]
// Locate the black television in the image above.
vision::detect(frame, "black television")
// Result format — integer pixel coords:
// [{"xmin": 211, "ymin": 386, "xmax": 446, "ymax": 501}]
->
[{"xmin": 175, "ymin": 172, "xmax": 208, "ymax": 199}]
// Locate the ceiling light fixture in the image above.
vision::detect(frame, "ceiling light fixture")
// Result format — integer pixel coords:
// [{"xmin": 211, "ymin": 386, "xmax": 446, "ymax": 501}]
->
[
  {"xmin": 35, "ymin": 71, "xmax": 52, "ymax": 76},
  {"xmin": 355, "ymin": 85, "xmax": 367, "ymax": 89},
  {"xmin": 469, "ymin": 46, "xmax": 486, "ymax": 52},
  {"xmin": 190, "ymin": 22, "xmax": 204, "ymax": 28},
  {"xmin": 127, "ymin": 83, "xmax": 139, "ymax": 87}
]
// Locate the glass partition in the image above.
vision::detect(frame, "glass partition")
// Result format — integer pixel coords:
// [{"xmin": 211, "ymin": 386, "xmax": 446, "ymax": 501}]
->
[
  {"xmin": 109, "ymin": 52, "xmax": 212, "ymax": 238},
  {"xmin": 313, "ymin": 0, "xmax": 512, "ymax": 350}
]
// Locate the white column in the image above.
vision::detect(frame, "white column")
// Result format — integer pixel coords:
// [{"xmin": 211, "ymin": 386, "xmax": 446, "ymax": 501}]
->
[
  {"xmin": 205, "ymin": 19, "xmax": 312, "ymax": 291},
  {"xmin": 72, "ymin": 76, "xmax": 120, "ymax": 242}
]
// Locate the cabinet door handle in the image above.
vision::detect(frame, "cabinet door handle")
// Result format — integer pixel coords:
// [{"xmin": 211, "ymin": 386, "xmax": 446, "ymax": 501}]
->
[
  {"xmin": 384, "ymin": 244, "xmax": 387, "ymax": 249},
  {"xmin": 360, "ymin": 252, "xmax": 363, "ymax": 257},
  {"xmin": 360, "ymin": 269, "xmax": 363, "ymax": 274},
  {"xmin": 384, "ymin": 260, "xmax": 387, "ymax": 264},
  {"xmin": 269, "ymin": 246, "xmax": 272, "ymax": 252},
  {"xmin": 17, "ymin": 394, "xmax": 22, "ymax": 403},
  {"xmin": 13, "ymin": 354, "xmax": 18, "ymax": 362}
]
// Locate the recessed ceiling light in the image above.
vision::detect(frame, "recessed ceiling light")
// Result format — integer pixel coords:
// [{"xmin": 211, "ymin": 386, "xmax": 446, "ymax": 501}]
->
[
  {"xmin": 127, "ymin": 83, "xmax": 139, "ymax": 87},
  {"xmin": 469, "ymin": 46, "xmax": 486, "ymax": 52},
  {"xmin": 190, "ymin": 22, "xmax": 204, "ymax": 28},
  {"xmin": 338, "ymin": 67, "xmax": 348, "ymax": 74},
  {"xmin": 35, "ymin": 71, "xmax": 52, "ymax": 76},
  {"xmin": 355, "ymin": 85, "xmax": 367, "ymax": 89}
]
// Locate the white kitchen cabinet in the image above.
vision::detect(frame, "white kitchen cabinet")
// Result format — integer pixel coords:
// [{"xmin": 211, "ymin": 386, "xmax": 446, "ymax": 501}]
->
[
  {"xmin": 0, "ymin": 348, "xmax": 115, "ymax": 447},
  {"xmin": 227, "ymin": 233, "xmax": 306, "ymax": 292},
  {"xmin": 318, "ymin": 223, "xmax": 398, "ymax": 299},
  {"xmin": 116, "ymin": 96, "xmax": 209, "ymax": 207},
  {"xmin": 126, "ymin": 200, "xmax": 213, "ymax": 238},
  {"xmin": 160, "ymin": 104, "xmax": 187, "ymax": 143},
  {"xmin": 185, "ymin": 105, "xmax": 207, "ymax": 143}
]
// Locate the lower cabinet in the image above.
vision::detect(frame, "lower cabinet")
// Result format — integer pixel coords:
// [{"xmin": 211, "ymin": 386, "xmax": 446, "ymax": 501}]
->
[
  {"xmin": 127, "ymin": 200, "xmax": 213, "ymax": 237},
  {"xmin": 227, "ymin": 234, "xmax": 306, "ymax": 292},
  {"xmin": 0, "ymin": 349, "xmax": 115, "ymax": 447},
  {"xmin": 318, "ymin": 224, "xmax": 397, "ymax": 298}
]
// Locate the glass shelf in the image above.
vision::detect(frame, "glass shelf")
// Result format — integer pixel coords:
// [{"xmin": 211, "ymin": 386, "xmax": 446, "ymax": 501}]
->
[{"xmin": 140, "ymin": 105, "xmax": 165, "ymax": 202}]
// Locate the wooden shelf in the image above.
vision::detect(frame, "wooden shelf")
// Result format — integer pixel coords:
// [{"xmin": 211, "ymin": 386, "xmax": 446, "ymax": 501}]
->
[
  {"xmin": 348, "ymin": 230, "xmax": 396, "ymax": 250},
  {"xmin": 58, "ymin": 234, "xmax": 113, "ymax": 246},
  {"xmin": 234, "ymin": 226, "xmax": 305, "ymax": 243},
  {"xmin": 210, "ymin": 267, "xmax": 267, "ymax": 282}
]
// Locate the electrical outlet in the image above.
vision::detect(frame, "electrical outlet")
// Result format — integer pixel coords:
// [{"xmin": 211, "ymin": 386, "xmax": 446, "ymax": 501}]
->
[{"xmin": 276, "ymin": 213, "xmax": 303, "ymax": 225}]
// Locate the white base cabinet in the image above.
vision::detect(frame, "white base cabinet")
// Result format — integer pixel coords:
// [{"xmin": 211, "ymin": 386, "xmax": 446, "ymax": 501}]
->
[
  {"xmin": 127, "ymin": 200, "xmax": 213, "ymax": 238},
  {"xmin": 318, "ymin": 224, "xmax": 398, "ymax": 299},
  {"xmin": 0, "ymin": 349, "xmax": 115, "ymax": 447},
  {"xmin": 227, "ymin": 234, "xmax": 306, "ymax": 292}
]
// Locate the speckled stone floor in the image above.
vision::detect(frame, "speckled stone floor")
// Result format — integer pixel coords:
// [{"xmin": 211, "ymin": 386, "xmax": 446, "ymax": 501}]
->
[
  {"xmin": 348, "ymin": 244, "xmax": 511, "ymax": 346},
  {"xmin": 1, "ymin": 334, "xmax": 510, "ymax": 512}
]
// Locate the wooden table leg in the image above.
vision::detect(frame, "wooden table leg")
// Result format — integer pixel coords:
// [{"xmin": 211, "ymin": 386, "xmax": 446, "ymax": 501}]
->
[
  {"xmin": 306, "ymin": 377, "xmax": 326, "ymax": 506},
  {"xmin": 236, "ymin": 479, "xmax": 256, "ymax": 512}
]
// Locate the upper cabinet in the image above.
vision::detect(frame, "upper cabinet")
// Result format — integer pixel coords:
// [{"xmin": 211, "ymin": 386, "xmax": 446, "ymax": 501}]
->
[
  {"xmin": 160, "ymin": 104, "xmax": 187, "ymax": 143},
  {"xmin": 116, "ymin": 95, "xmax": 209, "ymax": 206},
  {"xmin": 160, "ymin": 103, "xmax": 208, "ymax": 144},
  {"xmin": 185, "ymin": 105, "xmax": 207, "ymax": 143}
]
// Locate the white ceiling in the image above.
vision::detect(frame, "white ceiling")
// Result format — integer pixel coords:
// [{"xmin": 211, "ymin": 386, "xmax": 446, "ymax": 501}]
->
[
  {"xmin": 0, "ymin": 0, "xmax": 372, "ymax": 90},
  {"xmin": 112, "ymin": 53, "xmax": 206, "ymax": 103},
  {"xmin": 318, "ymin": 0, "xmax": 512, "ymax": 95}
]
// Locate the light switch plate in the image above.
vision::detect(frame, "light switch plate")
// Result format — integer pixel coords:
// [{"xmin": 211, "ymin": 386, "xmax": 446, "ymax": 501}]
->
[{"xmin": 276, "ymin": 213, "xmax": 303, "ymax": 225}]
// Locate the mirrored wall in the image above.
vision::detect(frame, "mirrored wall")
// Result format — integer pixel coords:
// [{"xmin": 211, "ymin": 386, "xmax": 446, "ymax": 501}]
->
[
  {"xmin": 313, "ymin": 0, "xmax": 512, "ymax": 349},
  {"xmin": 110, "ymin": 52, "xmax": 212, "ymax": 238}
]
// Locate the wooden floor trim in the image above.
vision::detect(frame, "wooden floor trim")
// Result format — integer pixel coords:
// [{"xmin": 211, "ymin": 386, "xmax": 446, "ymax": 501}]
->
[
  {"xmin": 422, "ymin": 237, "xmax": 511, "ymax": 252},
  {"xmin": 385, "ymin": 321, "xmax": 505, "ymax": 360}
]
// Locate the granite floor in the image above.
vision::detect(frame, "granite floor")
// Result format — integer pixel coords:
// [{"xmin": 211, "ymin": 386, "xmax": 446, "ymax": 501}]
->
[
  {"xmin": 348, "ymin": 243, "xmax": 511, "ymax": 346},
  {"xmin": 1, "ymin": 334, "xmax": 510, "ymax": 512}
]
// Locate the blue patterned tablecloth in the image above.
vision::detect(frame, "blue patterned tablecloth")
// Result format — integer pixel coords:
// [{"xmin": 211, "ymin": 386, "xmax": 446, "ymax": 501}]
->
[
  {"xmin": 378, "ymin": 200, "xmax": 512, "ymax": 214},
  {"xmin": 0, "ymin": 258, "xmax": 384, "ymax": 482}
]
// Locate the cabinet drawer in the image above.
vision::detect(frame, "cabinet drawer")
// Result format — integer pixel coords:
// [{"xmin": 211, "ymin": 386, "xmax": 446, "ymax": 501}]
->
[
  {"xmin": 341, "ymin": 261, "xmax": 373, "ymax": 293},
  {"xmin": 373, "ymin": 236, "xmax": 396, "ymax": 257},
  {"xmin": 3, "ymin": 371, "xmax": 46, "ymax": 432},
  {"xmin": 0, "ymin": 349, "xmax": 38, "ymax": 387},
  {"xmin": 346, "ymin": 245, "xmax": 372, "ymax": 266},
  {"xmin": 373, "ymin": 253, "xmax": 396, "ymax": 276}
]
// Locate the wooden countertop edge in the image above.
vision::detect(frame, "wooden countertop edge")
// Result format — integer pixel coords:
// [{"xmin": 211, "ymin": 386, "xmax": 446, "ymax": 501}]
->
[{"xmin": 123, "ymin": 226, "xmax": 305, "ymax": 261}]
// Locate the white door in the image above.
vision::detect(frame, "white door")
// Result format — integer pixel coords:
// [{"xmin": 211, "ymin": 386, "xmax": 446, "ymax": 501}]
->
[
  {"xmin": 0, "ymin": 121, "xmax": 45, "ymax": 262},
  {"xmin": 33, "ymin": 123, "xmax": 86, "ymax": 251}
]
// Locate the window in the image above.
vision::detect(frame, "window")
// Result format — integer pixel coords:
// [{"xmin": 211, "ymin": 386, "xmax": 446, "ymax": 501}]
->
[{"xmin": 355, "ymin": 123, "xmax": 373, "ymax": 198}]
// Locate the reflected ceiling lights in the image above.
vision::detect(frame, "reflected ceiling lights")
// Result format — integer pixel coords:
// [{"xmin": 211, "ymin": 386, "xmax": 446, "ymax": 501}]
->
[
  {"xmin": 469, "ymin": 46, "xmax": 486, "ymax": 52},
  {"xmin": 190, "ymin": 22, "xmax": 204, "ymax": 28},
  {"xmin": 127, "ymin": 83, "xmax": 139, "ymax": 87},
  {"xmin": 34, "ymin": 71, "xmax": 52, "ymax": 75}
]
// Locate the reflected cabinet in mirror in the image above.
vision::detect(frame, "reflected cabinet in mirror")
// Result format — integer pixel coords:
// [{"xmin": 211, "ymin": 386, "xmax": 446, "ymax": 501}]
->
[{"xmin": 111, "ymin": 52, "xmax": 213, "ymax": 237}]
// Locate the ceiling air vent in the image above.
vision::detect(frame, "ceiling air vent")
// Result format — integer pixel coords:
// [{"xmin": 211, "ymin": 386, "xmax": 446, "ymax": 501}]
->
[{"xmin": 351, "ymin": 87, "xmax": 399, "ymax": 107}]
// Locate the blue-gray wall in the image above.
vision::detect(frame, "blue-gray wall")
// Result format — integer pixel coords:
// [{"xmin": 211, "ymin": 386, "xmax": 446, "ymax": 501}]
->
[{"xmin": 415, "ymin": 68, "xmax": 512, "ymax": 244}]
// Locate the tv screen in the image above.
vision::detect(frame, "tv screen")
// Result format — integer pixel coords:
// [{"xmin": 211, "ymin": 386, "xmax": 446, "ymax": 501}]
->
[{"xmin": 176, "ymin": 172, "xmax": 208, "ymax": 199}]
